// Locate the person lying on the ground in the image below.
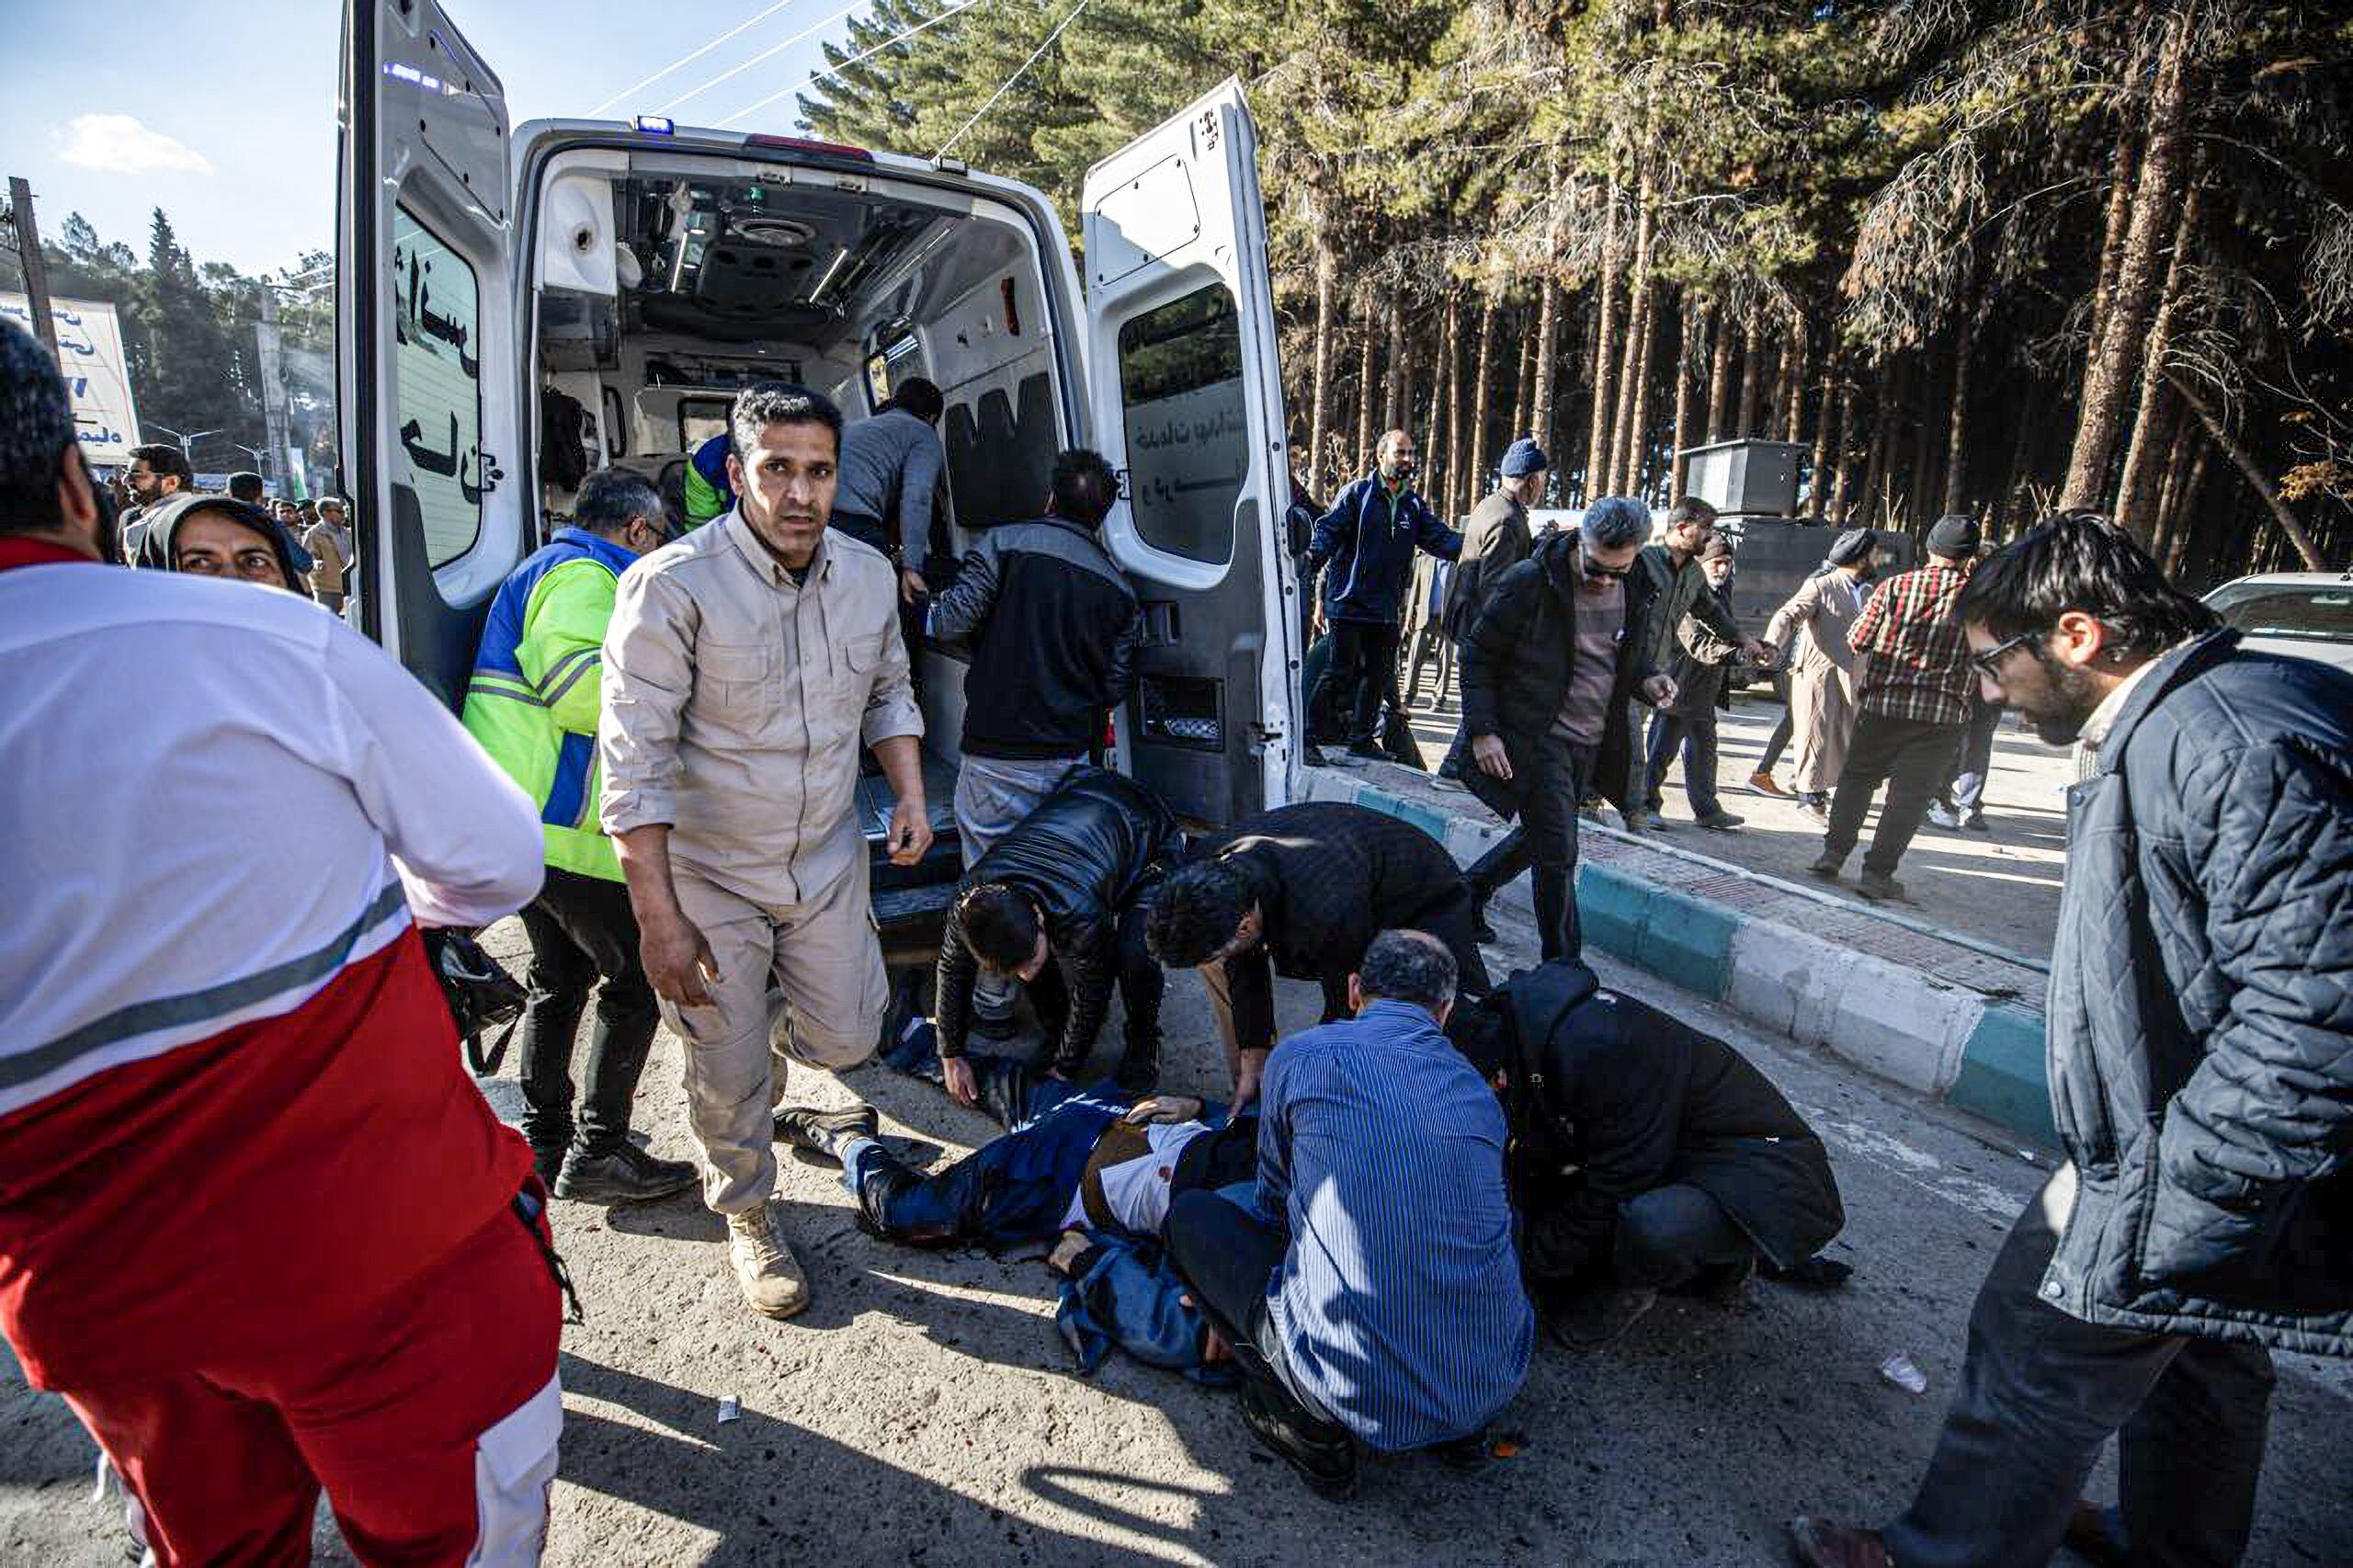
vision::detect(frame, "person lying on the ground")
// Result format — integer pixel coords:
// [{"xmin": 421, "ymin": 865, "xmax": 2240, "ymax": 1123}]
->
[
  {"xmin": 934, "ymin": 767, "xmax": 1185, "ymax": 1100},
  {"xmin": 1452, "ymin": 958, "xmax": 1847, "ymax": 1350},
  {"xmin": 1163, "ymin": 930, "xmax": 1534, "ymax": 1501},
  {"xmin": 775, "ymin": 1018, "xmax": 1256, "ymax": 1256},
  {"xmin": 1144, "ymin": 801, "xmax": 1490, "ymax": 1109}
]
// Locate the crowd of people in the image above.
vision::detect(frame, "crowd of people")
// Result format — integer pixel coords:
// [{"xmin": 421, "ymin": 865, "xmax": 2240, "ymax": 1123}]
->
[{"xmin": 3, "ymin": 312, "xmax": 2348, "ymax": 1566}]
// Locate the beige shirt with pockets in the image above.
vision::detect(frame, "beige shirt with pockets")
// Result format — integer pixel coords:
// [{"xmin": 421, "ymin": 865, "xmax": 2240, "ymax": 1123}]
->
[{"xmin": 598, "ymin": 507, "xmax": 923, "ymax": 907}]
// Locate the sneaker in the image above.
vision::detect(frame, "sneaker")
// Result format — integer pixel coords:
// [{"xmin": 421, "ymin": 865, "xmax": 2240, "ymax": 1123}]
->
[
  {"xmin": 1237, "ymin": 1379, "xmax": 1358, "ymax": 1501},
  {"xmin": 1926, "ymin": 801, "xmax": 1961, "ymax": 830},
  {"xmin": 1696, "ymin": 811, "xmax": 1745, "ymax": 832},
  {"xmin": 554, "ymin": 1142, "xmax": 699, "ymax": 1204},
  {"xmin": 529, "ymin": 1142, "xmax": 567, "ymax": 1191},
  {"xmin": 772, "ymin": 1104, "xmax": 880, "ymax": 1161},
  {"xmin": 1806, "ymin": 852, "xmax": 1844, "ymax": 881},
  {"xmin": 1799, "ymin": 799, "xmax": 1830, "ymax": 826},
  {"xmin": 726, "ymin": 1203, "xmax": 811, "ymax": 1320},
  {"xmin": 1548, "ymin": 1285, "xmax": 1658, "ymax": 1350},
  {"xmin": 1962, "ymin": 812, "xmax": 1991, "ymax": 833},
  {"xmin": 1856, "ymin": 870, "xmax": 1906, "ymax": 903},
  {"xmin": 1748, "ymin": 771, "xmax": 1790, "ymax": 798}
]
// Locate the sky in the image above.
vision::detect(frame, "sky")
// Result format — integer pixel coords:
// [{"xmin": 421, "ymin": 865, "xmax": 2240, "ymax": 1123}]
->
[{"xmin": 1, "ymin": 0, "xmax": 872, "ymax": 280}]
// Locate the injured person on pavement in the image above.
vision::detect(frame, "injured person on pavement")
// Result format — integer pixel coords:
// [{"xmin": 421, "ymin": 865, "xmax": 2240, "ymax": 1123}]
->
[
  {"xmin": 1453, "ymin": 959, "xmax": 1851, "ymax": 1351},
  {"xmin": 772, "ymin": 1021, "xmax": 1258, "ymax": 1378}
]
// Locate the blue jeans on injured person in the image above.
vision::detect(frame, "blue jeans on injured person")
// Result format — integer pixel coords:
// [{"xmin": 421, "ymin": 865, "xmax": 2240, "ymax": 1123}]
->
[{"xmin": 953, "ymin": 755, "xmax": 1085, "ymax": 1023}]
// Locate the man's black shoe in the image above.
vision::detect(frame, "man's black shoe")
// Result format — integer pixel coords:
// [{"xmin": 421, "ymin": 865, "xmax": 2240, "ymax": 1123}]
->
[
  {"xmin": 773, "ymin": 1104, "xmax": 880, "ymax": 1161},
  {"xmin": 1428, "ymin": 1428, "xmax": 1491, "ymax": 1470},
  {"xmin": 1962, "ymin": 812, "xmax": 1991, "ymax": 833},
  {"xmin": 1114, "ymin": 1041, "xmax": 1161, "ymax": 1097},
  {"xmin": 1238, "ymin": 1380, "xmax": 1358, "ymax": 1500},
  {"xmin": 529, "ymin": 1143, "xmax": 567, "ymax": 1191},
  {"xmin": 1547, "ymin": 1285, "xmax": 1658, "ymax": 1350},
  {"xmin": 1345, "ymin": 741, "xmax": 1384, "ymax": 762},
  {"xmin": 554, "ymin": 1142, "xmax": 699, "ymax": 1204},
  {"xmin": 1302, "ymin": 744, "xmax": 1330, "ymax": 768}
]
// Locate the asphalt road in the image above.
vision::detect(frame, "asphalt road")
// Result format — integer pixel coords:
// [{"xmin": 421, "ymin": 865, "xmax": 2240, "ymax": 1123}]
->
[{"xmin": 6, "ymin": 912, "xmax": 2349, "ymax": 1566}]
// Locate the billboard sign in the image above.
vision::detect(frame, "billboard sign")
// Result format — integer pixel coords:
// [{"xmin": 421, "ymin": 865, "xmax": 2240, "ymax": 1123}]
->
[{"xmin": 0, "ymin": 294, "xmax": 142, "ymax": 463}]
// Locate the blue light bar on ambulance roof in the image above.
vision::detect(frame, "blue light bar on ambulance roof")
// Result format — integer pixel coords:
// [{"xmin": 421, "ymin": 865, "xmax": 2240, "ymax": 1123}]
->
[
  {"xmin": 745, "ymin": 134, "xmax": 874, "ymax": 161},
  {"xmin": 633, "ymin": 116, "xmax": 675, "ymax": 136}
]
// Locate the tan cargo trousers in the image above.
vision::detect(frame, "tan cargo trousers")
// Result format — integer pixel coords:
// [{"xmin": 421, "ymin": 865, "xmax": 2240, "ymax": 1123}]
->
[{"xmin": 660, "ymin": 855, "xmax": 887, "ymax": 1214}]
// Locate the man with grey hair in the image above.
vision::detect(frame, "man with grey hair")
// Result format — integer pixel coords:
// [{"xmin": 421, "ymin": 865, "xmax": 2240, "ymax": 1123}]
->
[
  {"xmin": 1628, "ymin": 496, "xmax": 1774, "ymax": 816},
  {"xmin": 302, "ymin": 496, "xmax": 355, "ymax": 612},
  {"xmin": 601, "ymin": 383, "xmax": 932, "ymax": 1320},
  {"xmin": 1163, "ymin": 927, "xmax": 1533, "ymax": 1499},
  {"xmin": 1452, "ymin": 496, "xmax": 1673, "ymax": 960},
  {"xmin": 463, "ymin": 468, "xmax": 694, "ymax": 1209}
]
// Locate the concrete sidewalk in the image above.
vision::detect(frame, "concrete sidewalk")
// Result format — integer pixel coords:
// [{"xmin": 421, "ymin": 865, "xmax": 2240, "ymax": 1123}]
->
[{"xmin": 1305, "ymin": 744, "xmax": 2062, "ymax": 1149}]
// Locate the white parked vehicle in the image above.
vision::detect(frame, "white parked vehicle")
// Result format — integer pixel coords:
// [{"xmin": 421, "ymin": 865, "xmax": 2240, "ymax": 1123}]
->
[
  {"xmin": 335, "ymin": 1, "xmax": 1306, "ymax": 960},
  {"xmin": 2201, "ymin": 571, "xmax": 2353, "ymax": 677}
]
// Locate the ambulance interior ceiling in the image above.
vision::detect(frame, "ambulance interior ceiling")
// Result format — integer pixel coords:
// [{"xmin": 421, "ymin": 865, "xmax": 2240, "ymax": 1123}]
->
[{"xmin": 535, "ymin": 172, "xmax": 1037, "ymax": 369}]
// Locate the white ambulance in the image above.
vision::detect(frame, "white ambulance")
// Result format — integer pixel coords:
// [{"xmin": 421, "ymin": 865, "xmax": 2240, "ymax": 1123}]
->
[{"xmin": 336, "ymin": 0, "xmax": 1308, "ymax": 958}]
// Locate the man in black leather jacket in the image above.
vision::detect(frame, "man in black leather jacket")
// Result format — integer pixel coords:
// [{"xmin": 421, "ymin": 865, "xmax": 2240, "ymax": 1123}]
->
[
  {"xmin": 1459, "ymin": 960, "xmax": 1844, "ymax": 1351},
  {"xmin": 930, "ymin": 767, "xmax": 1185, "ymax": 1097}
]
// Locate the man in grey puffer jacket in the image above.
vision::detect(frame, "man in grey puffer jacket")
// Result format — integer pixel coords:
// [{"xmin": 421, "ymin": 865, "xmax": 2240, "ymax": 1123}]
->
[{"xmin": 1792, "ymin": 514, "xmax": 2353, "ymax": 1568}]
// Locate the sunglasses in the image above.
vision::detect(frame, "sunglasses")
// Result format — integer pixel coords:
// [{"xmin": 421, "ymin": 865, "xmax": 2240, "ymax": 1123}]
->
[{"xmin": 1968, "ymin": 631, "xmax": 2039, "ymax": 679}]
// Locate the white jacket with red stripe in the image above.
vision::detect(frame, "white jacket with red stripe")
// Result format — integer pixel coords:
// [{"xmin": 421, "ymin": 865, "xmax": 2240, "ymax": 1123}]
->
[{"xmin": 0, "ymin": 550, "xmax": 546, "ymax": 1387}]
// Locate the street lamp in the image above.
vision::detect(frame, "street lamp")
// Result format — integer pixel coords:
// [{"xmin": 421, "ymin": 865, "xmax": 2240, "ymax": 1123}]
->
[{"xmin": 144, "ymin": 423, "xmax": 222, "ymax": 464}]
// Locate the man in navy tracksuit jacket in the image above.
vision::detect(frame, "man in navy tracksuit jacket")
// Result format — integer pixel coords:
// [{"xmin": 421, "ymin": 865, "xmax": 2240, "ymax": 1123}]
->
[{"xmin": 1304, "ymin": 428, "xmax": 1461, "ymax": 761}]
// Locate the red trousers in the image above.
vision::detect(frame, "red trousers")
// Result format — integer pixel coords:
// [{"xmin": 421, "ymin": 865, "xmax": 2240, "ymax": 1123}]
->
[{"xmin": 61, "ymin": 1202, "xmax": 563, "ymax": 1566}]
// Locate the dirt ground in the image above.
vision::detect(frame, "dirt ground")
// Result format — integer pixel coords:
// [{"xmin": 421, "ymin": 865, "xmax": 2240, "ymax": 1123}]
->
[
  {"xmin": 1405, "ymin": 685, "xmax": 2066, "ymax": 965},
  {"xmin": 6, "ymin": 914, "xmax": 2348, "ymax": 1566}
]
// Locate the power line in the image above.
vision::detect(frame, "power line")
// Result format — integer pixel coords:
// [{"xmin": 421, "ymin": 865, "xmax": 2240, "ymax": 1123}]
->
[
  {"xmin": 653, "ymin": 0, "xmax": 869, "ymax": 115},
  {"xmin": 587, "ymin": 0, "xmax": 813, "ymax": 116},
  {"xmin": 934, "ymin": 0, "xmax": 1091, "ymax": 160},
  {"xmin": 718, "ymin": 0, "xmax": 992, "ymax": 128}
]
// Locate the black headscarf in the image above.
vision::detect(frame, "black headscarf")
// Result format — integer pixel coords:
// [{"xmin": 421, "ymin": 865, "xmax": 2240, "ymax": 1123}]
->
[{"xmin": 131, "ymin": 493, "xmax": 313, "ymax": 597}]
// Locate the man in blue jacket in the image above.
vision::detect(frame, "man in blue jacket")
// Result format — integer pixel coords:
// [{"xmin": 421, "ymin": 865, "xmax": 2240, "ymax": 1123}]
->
[
  {"xmin": 1791, "ymin": 514, "xmax": 2353, "ymax": 1568},
  {"xmin": 1304, "ymin": 429, "xmax": 1461, "ymax": 764}
]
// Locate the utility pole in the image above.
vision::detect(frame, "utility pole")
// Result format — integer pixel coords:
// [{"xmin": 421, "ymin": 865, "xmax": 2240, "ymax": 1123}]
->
[
  {"xmin": 256, "ymin": 288, "xmax": 292, "ymax": 495},
  {"xmin": 6, "ymin": 176, "xmax": 60, "ymax": 363}
]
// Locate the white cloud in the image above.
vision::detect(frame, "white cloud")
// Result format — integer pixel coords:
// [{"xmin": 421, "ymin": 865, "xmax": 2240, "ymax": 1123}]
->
[{"xmin": 54, "ymin": 114, "xmax": 215, "ymax": 177}]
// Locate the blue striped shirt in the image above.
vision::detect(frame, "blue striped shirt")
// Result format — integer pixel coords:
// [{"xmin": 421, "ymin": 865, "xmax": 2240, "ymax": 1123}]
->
[{"xmin": 1256, "ymin": 1000, "xmax": 1534, "ymax": 1450}]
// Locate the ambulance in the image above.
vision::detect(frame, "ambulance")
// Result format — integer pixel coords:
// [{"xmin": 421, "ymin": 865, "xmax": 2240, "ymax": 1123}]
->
[{"xmin": 336, "ymin": 0, "xmax": 1308, "ymax": 960}]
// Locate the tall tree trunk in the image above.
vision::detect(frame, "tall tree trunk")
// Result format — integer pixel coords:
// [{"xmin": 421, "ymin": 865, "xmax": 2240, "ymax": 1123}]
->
[
  {"xmin": 1829, "ymin": 366, "xmax": 1859, "ymax": 524},
  {"xmin": 1467, "ymin": 292, "xmax": 1497, "ymax": 506},
  {"xmin": 1443, "ymin": 293, "xmax": 1470, "ymax": 515},
  {"xmin": 1423, "ymin": 313, "xmax": 1448, "ymax": 500},
  {"xmin": 1355, "ymin": 313, "xmax": 1376, "ymax": 473},
  {"xmin": 2115, "ymin": 180, "xmax": 2203, "ymax": 538},
  {"xmin": 1510, "ymin": 304, "xmax": 1537, "ymax": 448},
  {"xmin": 2164, "ymin": 438, "xmax": 2210, "ymax": 577},
  {"xmin": 2149, "ymin": 407, "xmax": 2194, "ymax": 567},
  {"xmin": 1908, "ymin": 347, "xmax": 1941, "ymax": 529},
  {"xmin": 1779, "ymin": 330, "xmax": 1807, "ymax": 445},
  {"xmin": 1585, "ymin": 179, "xmax": 1623, "ymax": 496},
  {"xmin": 2002, "ymin": 374, "xmax": 2042, "ymax": 533},
  {"xmin": 1671, "ymin": 301, "xmax": 1701, "ymax": 494},
  {"xmin": 1382, "ymin": 294, "xmax": 1408, "ymax": 433},
  {"xmin": 2084, "ymin": 102, "xmax": 2144, "ymax": 365},
  {"xmin": 1736, "ymin": 321, "xmax": 1764, "ymax": 437},
  {"xmin": 1622, "ymin": 285, "xmax": 1658, "ymax": 498},
  {"xmin": 1608, "ymin": 186, "xmax": 1654, "ymax": 494},
  {"xmin": 1704, "ymin": 305, "xmax": 1733, "ymax": 439},
  {"xmin": 2166, "ymin": 372, "xmax": 2326, "ymax": 569},
  {"xmin": 1859, "ymin": 360, "xmax": 1897, "ymax": 526},
  {"xmin": 2062, "ymin": 11, "xmax": 2193, "ymax": 509},
  {"xmin": 1810, "ymin": 353, "xmax": 1837, "ymax": 516},
  {"xmin": 1308, "ymin": 232, "xmax": 1338, "ymax": 494},
  {"xmin": 1942, "ymin": 313, "xmax": 1974, "ymax": 517}
]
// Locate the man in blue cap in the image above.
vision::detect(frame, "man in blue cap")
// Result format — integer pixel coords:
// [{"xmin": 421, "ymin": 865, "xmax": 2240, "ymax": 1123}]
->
[{"xmin": 1442, "ymin": 437, "xmax": 1547, "ymax": 649}]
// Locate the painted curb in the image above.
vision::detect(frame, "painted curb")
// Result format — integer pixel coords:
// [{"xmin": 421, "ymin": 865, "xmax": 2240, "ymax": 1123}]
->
[{"xmin": 1314, "ymin": 768, "xmax": 2058, "ymax": 1149}]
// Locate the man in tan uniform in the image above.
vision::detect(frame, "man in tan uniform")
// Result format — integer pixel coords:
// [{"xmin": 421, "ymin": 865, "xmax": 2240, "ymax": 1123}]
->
[{"xmin": 600, "ymin": 383, "xmax": 932, "ymax": 1320}]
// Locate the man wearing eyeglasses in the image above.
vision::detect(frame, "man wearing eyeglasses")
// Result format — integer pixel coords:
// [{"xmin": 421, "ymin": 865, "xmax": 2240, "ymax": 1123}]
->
[
  {"xmin": 462, "ymin": 468, "xmax": 698, "ymax": 1207},
  {"xmin": 1805, "ymin": 514, "xmax": 1980, "ymax": 902},
  {"xmin": 1791, "ymin": 513, "xmax": 2353, "ymax": 1568},
  {"xmin": 1625, "ymin": 497, "xmax": 1775, "ymax": 821}
]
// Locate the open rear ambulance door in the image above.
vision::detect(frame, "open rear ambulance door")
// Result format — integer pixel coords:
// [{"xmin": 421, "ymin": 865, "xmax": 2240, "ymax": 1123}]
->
[
  {"xmin": 1082, "ymin": 80, "xmax": 1302, "ymax": 829},
  {"xmin": 337, "ymin": 0, "xmax": 524, "ymax": 708}
]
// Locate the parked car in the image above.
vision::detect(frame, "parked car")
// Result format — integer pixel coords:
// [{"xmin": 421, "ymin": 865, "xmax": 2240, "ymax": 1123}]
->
[{"xmin": 2201, "ymin": 571, "xmax": 2353, "ymax": 676}]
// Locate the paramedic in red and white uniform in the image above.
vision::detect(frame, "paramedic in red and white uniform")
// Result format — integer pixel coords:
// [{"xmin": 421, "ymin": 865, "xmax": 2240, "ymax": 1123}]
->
[{"xmin": 0, "ymin": 319, "xmax": 563, "ymax": 1566}]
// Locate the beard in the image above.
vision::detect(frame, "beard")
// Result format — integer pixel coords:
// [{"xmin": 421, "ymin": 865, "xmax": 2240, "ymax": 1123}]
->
[{"xmin": 2022, "ymin": 657, "xmax": 2105, "ymax": 744}]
